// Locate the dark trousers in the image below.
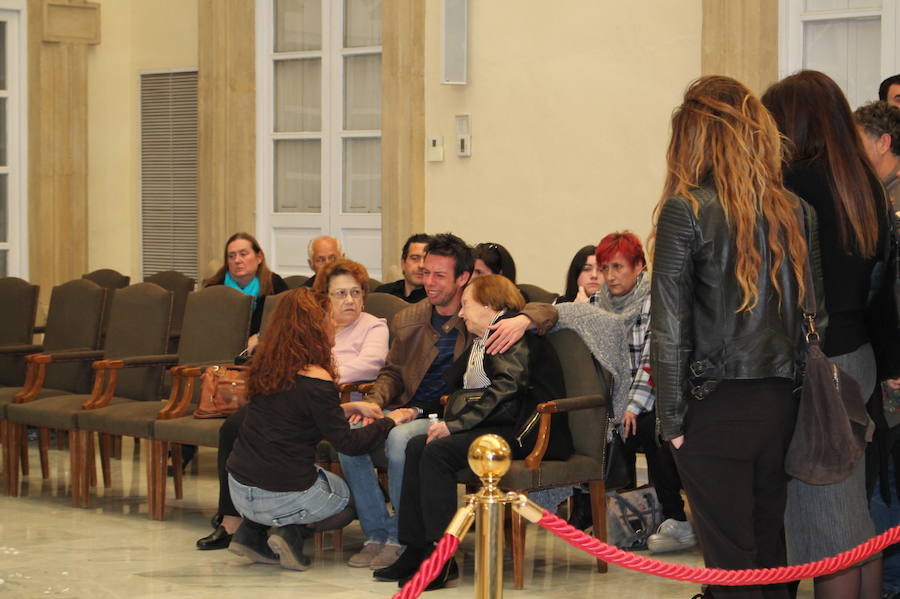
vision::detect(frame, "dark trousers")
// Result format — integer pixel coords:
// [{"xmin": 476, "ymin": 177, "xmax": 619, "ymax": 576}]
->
[
  {"xmin": 672, "ymin": 378, "xmax": 797, "ymax": 599},
  {"xmin": 621, "ymin": 409, "xmax": 686, "ymax": 521},
  {"xmin": 398, "ymin": 427, "xmax": 514, "ymax": 548},
  {"xmin": 217, "ymin": 407, "xmax": 247, "ymax": 518}
]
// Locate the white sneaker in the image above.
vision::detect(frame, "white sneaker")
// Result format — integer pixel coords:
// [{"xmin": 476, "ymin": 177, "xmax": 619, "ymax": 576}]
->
[{"xmin": 647, "ymin": 518, "xmax": 696, "ymax": 553}]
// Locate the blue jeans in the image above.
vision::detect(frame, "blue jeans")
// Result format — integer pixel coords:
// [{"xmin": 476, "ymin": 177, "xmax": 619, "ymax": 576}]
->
[
  {"xmin": 228, "ymin": 467, "xmax": 350, "ymax": 527},
  {"xmin": 338, "ymin": 418, "xmax": 432, "ymax": 543},
  {"xmin": 871, "ymin": 456, "xmax": 900, "ymax": 593}
]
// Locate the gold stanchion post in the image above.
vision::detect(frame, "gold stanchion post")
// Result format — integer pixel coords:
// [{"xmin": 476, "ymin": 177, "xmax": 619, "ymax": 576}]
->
[{"xmin": 467, "ymin": 434, "xmax": 512, "ymax": 599}]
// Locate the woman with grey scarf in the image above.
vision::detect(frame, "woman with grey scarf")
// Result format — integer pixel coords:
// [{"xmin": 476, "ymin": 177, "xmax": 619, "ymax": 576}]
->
[{"xmin": 557, "ymin": 232, "xmax": 695, "ymax": 554}]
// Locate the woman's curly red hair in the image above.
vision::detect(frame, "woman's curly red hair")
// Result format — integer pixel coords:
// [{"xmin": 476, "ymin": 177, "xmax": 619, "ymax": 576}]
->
[{"xmin": 248, "ymin": 288, "xmax": 336, "ymax": 396}]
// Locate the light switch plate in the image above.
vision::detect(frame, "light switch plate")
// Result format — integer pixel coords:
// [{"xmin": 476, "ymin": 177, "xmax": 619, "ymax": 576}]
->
[{"xmin": 426, "ymin": 136, "xmax": 444, "ymax": 162}]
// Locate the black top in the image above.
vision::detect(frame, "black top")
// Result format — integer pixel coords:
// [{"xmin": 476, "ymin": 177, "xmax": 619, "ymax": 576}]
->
[
  {"xmin": 249, "ymin": 273, "xmax": 289, "ymax": 336},
  {"xmin": 227, "ymin": 374, "xmax": 394, "ymax": 492},
  {"xmin": 783, "ymin": 159, "xmax": 886, "ymax": 356},
  {"xmin": 374, "ymin": 279, "xmax": 427, "ymax": 303}
]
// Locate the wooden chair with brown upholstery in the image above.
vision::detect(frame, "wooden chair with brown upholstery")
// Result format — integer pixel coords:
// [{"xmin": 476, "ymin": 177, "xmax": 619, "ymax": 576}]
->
[
  {"xmin": 517, "ymin": 283, "xmax": 559, "ymax": 304},
  {"xmin": 282, "ymin": 275, "xmax": 308, "ymax": 289},
  {"xmin": 82, "ymin": 269, "xmax": 130, "ymax": 290},
  {"xmin": 0, "ymin": 277, "xmax": 40, "ymax": 387},
  {"xmin": 1, "ymin": 279, "xmax": 107, "ymax": 493},
  {"xmin": 5, "ymin": 283, "xmax": 173, "ymax": 505},
  {"xmin": 454, "ymin": 328, "xmax": 611, "ymax": 589},
  {"xmin": 141, "ymin": 286, "xmax": 256, "ymax": 520},
  {"xmin": 144, "ymin": 270, "xmax": 195, "ymax": 351}
]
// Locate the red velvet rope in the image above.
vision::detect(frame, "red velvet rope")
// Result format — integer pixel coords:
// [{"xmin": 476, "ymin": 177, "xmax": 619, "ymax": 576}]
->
[
  {"xmin": 537, "ymin": 509, "xmax": 900, "ymax": 585},
  {"xmin": 393, "ymin": 533, "xmax": 461, "ymax": 599}
]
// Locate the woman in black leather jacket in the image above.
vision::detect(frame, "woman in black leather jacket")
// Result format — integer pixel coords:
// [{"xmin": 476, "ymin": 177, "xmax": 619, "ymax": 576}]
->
[
  {"xmin": 650, "ymin": 76, "xmax": 812, "ymax": 599},
  {"xmin": 372, "ymin": 274, "xmax": 569, "ymax": 590}
]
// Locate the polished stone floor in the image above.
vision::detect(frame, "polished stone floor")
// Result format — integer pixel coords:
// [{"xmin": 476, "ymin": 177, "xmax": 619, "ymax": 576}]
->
[{"xmin": 0, "ymin": 440, "xmax": 814, "ymax": 598}]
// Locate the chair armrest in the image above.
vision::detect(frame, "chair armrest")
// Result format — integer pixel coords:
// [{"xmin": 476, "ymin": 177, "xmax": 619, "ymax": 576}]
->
[
  {"xmin": 357, "ymin": 382, "xmax": 376, "ymax": 394},
  {"xmin": 522, "ymin": 394, "xmax": 607, "ymax": 470},
  {"xmin": 107, "ymin": 354, "xmax": 179, "ymax": 368},
  {"xmin": 82, "ymin": 355, "xmax": 179, "ymax": 410},
  {"xmin": 539, "ymin": 394, "xmax": 606, "ymax": 413},
  {"xmin": 14, "ymin": 349, "xmax": 103, "ymax": 403},
  {"xmin": 0, "ymin": 343, "xmax": 43, "ymax": 355},
  {"xmin": 33, "ymin": 324, "xmax": 45, "ymax": 334},
  {"xmin": 158, "ymin": 363, "xmax": 248, "ymax": 419},
  {"xmin": 337, "ymin": 381, "xmax": 374, "ymax": 403},
  {"xmin": 37, "ymin": 349, "xmax": 105, "ymax": 363}
]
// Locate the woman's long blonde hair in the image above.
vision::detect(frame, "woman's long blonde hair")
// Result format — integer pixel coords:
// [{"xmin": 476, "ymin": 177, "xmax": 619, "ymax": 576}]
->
[{"xmin": 652, "ymin": 75, "xmax": 807, "ymax": 312}]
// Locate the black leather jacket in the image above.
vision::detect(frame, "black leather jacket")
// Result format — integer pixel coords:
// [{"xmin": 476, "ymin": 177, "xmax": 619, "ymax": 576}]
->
[{"xmin": 650, "ymin": 185, "xmax": 825, "ymax": 441}]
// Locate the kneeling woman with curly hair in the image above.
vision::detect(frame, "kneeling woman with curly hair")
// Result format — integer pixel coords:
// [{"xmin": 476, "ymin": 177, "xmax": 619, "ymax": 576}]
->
[{"xmin": 225, "ymin": 288, "xmax": 416, "ymax": 571}]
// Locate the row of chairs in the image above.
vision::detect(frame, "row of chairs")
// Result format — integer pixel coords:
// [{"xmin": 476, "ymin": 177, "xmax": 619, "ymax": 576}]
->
[{"xmin": 0, "ymin": 272, "xmax": 609, "ymax": 590}]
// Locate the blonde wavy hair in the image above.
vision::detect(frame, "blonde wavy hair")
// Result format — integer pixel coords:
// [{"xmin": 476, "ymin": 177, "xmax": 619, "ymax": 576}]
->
[{"xmin": 652, "ymin": 75, "xmax": 807, "ymax": 312}]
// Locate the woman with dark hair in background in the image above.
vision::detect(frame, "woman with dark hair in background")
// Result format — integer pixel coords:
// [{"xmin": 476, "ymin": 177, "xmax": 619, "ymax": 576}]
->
[
  {"xmin": 203, "ymin": 232, "xmax": 288, "ymax": 338},
  {"xmin": 652, "ymin": 75, "xmax": 812, "ymax": 599},
  {"xmin": 558, "ymin": 245, "xmax": 600, "ymax": 303},
  {"xmin": 763, "ymin": 70, "xmax": 894, "ymax": 599},
  {"xmin": 472, "ymin": 242, "xmax": 517, "ymax": 283}
]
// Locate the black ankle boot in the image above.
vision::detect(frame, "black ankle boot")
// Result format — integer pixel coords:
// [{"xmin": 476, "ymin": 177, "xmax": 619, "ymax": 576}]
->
[
  {"xmin": 567, "ymin": 489, "xmax": 593, "ymax": 531},
  {"xmin": 267, "ymin": 524, "xmax": 312, "ymax": 571},
  {"xmin": 372, "ymin": 546, "xmax": 428, "ymax": 582},
  {"xmin": 228, "ymin": 519, "xmax": 278, "ymax": 564}
]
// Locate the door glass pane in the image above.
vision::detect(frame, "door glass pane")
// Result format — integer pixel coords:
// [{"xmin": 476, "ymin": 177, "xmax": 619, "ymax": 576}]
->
[
  {"xmin": 275, "ymin": 0, "xmax": 321, "ymax": 52},
  {"xmin": 0, "ymin": 97, "xmax": 7, "ymax": 166},
  {"xmin": 806, "ymin": 0, "xmax": 881, "ymax": 10},
  {"xmin": 275, "ymin": 59, "xmax": 321, "ymax": 132},
  {"xmin": 343, "ymin": 137, "xmax": 380, "ymax": 213},
  {"xmin": 344, "ymin": 54, "xmax": 381, "ymax": 130},
  {"xmin": 275, "ymin": 139, "xmax": 321, "ymax": 213},
  {"xmin": 0, "ymin": 174, "xmax": 6, "ymax": 242},
  {"xmin": 0, "ymin": 22, "xmax": 7, "ymax": 91},
  {"xmin": 344, "ymin": 0, "xmax": 381, "ymax": 47},
  {"xmin": 803, "ymin": 18, "xmax": 881, "ymax": 108}
]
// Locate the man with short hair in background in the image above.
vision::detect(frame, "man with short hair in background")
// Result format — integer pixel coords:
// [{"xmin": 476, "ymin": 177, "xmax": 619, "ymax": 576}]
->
[
  {"xmin": 375, "ymin": 233, "xmax": 431, "ymax": 302},
  {"xmin": 302, "ymin": 235, "xmax": 343, "ymax": 288}
]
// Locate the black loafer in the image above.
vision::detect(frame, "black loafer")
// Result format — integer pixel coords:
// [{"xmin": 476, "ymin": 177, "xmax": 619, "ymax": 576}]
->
[
  {"xmin": 196, "ymin": 525, "xmax": 232, "ymax": 550},
  {"xmin": 373, "ymin": 546, "xmax": 427, "ymax": 582}
]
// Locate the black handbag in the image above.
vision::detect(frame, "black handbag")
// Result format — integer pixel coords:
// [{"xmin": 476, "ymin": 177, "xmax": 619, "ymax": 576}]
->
[
  {"xmin": 784, "ymin": 242, "xmax": 874, "ymax": 485},
  {"xmin": 605, "ymin": 424, "xmax": 633, "ymax": 490}
]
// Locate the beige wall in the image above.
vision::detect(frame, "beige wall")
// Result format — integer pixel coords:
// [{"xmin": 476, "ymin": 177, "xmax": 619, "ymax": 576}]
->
[
  {"xmin": 423, "ymin": 1, "xmax": 702, "ymax": 292},
  {"xmin": 85, "ymin": 0, "xmax": 198, "ymax": 278}
]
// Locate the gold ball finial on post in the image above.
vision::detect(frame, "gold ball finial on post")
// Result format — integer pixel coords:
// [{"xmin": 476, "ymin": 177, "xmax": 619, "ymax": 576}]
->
[{"xmin": 468, "ymin": 434, "xmax": 511, "ymax": 490}]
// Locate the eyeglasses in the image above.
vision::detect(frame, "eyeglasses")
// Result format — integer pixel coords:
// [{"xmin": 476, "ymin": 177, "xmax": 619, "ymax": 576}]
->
[{"xmin": 329, "ymin": 288, "xmax": 363, "ymax": 300}]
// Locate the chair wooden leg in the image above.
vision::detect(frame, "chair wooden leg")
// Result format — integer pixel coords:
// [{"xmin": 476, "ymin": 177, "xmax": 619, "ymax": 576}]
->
[
  {"xmin": 70, "ymin": 430, "xmax": 92, "ymax": 508},
  {"xmin": 190, "ymin": 450, "xmax": 199, "ymax": 475},
  {"xmin": 38, "ymin": 428, "xmax": 50, "ymax": 479},
  {"xmin": 588, "ymin": 480, "xmax": 608, "ymax": 573},
  {"xmin": 56, "ymin": 428, "xmax": 65, "ymax": 450},
  {"xmin": 87, "ymin": 433, "xmax": 96, "ymax": 488},
  {"xmin": 4, "ymin": 422, "xmax": 22, "ymax": 496},
  {"xmin": 111, "ymin": 435, "xmax": 122, "ymax": 459},
  {"xmin": 19, "ymin": 428, "xmax": 29, "ymax": 475},
  {"xmin": 99, "ymin": 434, "xmax": 112, "ymax": 488},
  {"xmin": 314, "ymin": 531, "xmax": 324, "ymax": 551},
  {"xmin": 172, "ymin": 444, "xmax": 184, "ymax": 499},
  {"xmin": 148, "ymin": 440, "xmax": 168, "ymax": 520},
  {"xmin": 511, "ymin": 504, "xmax": 527, "ymax": 589}
]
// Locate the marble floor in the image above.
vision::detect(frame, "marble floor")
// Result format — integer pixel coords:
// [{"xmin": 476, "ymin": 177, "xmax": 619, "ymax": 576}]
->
[{"xmin": 0, "ymin": 439, "xmax": 814, "ymax": 598}]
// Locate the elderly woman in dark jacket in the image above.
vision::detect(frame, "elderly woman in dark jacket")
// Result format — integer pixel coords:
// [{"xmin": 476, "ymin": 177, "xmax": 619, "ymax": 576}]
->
[{"xmin": 372, "ymin": 274, "xmax": 569, "ymax": 590}]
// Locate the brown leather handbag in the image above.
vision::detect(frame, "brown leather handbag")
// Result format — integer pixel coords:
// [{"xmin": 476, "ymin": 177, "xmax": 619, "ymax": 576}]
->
[{"xmin": 193, "ymin": 364, "xmax": 250, "ymax": 418}]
